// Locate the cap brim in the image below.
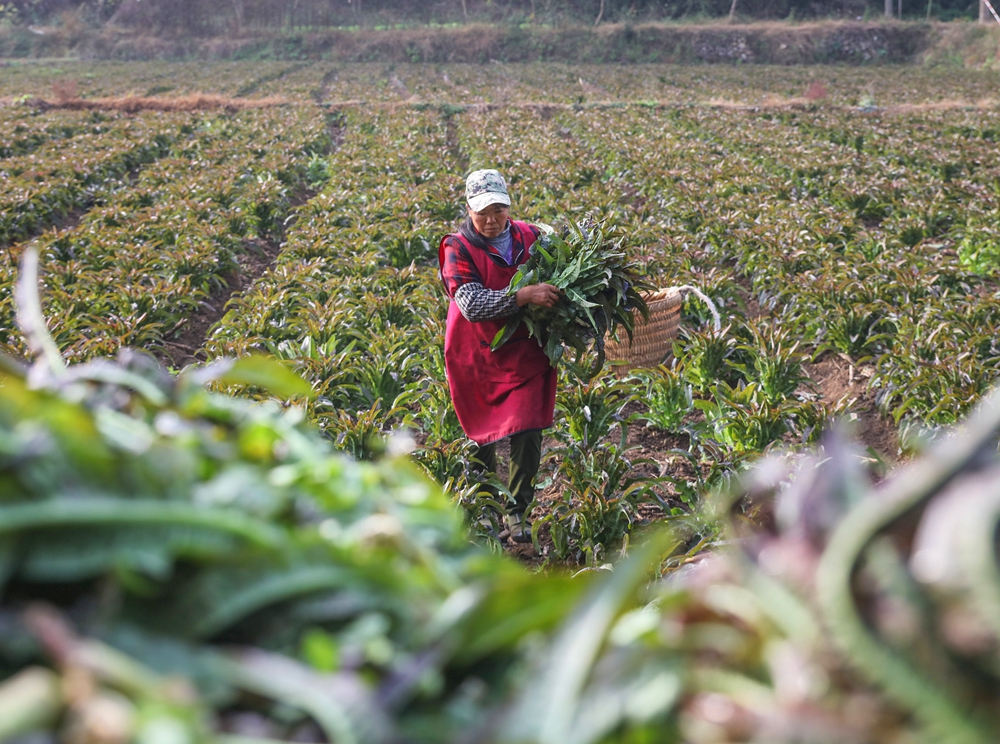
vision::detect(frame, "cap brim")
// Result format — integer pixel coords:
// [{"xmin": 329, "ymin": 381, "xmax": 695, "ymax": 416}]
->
[{"xmin": 468, "ymin": 192, "xmax": 511, "ymax": 212}]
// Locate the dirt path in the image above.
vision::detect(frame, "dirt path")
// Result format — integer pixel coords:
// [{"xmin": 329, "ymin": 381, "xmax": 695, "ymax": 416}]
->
[
  {"xmin": 804, "ymin": 352, "xmax": 900, "ymax": 464},
  {"xmin": 158, "ymin": 108, "xmax": 347, "ymax": 369},
  {"xmin": 157, "ymin": 235, "xmax": 285, "ymax": 368}
]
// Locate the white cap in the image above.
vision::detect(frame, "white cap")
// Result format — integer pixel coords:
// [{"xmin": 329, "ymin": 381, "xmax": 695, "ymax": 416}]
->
[{"xmin": 465, "ymin": 169, "xmax": 511, "ymax": 212}]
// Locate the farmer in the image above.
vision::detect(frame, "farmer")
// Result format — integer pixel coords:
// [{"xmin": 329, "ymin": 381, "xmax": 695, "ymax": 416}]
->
[{"xmin": 439, "ymin": 169, "xmax": 561, "ymax": 542}]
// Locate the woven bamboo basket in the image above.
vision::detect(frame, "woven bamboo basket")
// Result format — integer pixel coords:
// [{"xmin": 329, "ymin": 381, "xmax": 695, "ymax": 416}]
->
[{"xmin": 605, "ymin": 287, "xmax": 684, "ymax": 369}]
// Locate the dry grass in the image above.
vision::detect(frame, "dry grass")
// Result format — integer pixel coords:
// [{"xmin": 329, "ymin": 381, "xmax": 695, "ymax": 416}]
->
[
  {"xmin": 25, "ymin": 94, "xmax": 290, "ymax": 113},
  {"xmin": 884, "ymin": 98, "xmax": 999, "ymax": 113},
  {"xmin": 707, "ymin": 96, "xmax": 816, "ymax": 109},
  {"xmin": 924, "ymin": 21, "xmax": 1000, "ymax": 69}
]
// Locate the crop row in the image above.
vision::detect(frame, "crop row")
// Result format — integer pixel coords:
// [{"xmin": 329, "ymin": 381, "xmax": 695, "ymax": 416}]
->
[
  {"xmin": 0, "ymin": 106, "xmax": 103, "ymax": 158},
  {"xmin": 207, "ymin": 107, "xmax": 459, "ymax": 455},
  {"xmin": 5, "ymin": 61, "xmax": 1000, "ymax": 107},
  {"xmin": 0, "ymin": 107, "xmax": 332, "ymax": 362},
  {"xmin": 0, "ymin": 111, "xmax": 190, "ymax": 245}
]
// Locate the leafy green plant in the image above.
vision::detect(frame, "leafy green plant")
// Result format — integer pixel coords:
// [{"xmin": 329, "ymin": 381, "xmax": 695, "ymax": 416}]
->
[
  {"xmin": 491, "ymin": 220, "xmax": 651, "ymax": 377},
  {"xmin": 318, "ymin": 399, "xmax": 406, "ymax": 460},
  {"xmin": 305, "ymin": 151, "xmax": 332, "ymax": 189},
  {"xmin": 695, "ymin": 381, "xmax": 823, "ymax": 454},
  {"xmin": 540, "ymin": 442, "xmax": 661, "ymax": 565},
  {"xmin": 634, "ymin": 365, "xmax": 693, "ymax": 433},
  {"xmin": 957, "ymin": 220, "xmax": 1000, "ymax": 275},
  {"xmin": 730, "ymin": 321, "xmax": 810, "ymax": 404},
  {"xmin": 675, "ymin": 326, "xmax": 739, "ymax": 396},
  {"xmin": 818, "ymin": 305, "xmax": 895, "ymax": 360},
  {"xmin": 380, "ymin": 232, "xmax": 435, "ymax": 268},
  {"xmin": 555, "ymin": 370, "xmax": 639, "ymax": 450}
]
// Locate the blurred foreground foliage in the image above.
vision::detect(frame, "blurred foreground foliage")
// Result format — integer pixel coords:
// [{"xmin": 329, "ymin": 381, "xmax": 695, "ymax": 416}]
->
[{"xmin": 6, "ymin": 252, "xmax": 1000, "ymax": 743}]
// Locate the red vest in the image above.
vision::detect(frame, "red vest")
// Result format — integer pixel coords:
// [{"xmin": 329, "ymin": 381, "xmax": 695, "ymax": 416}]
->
[{"xmin": 439, "ymin": 221, "xmax": 557, "ymax": 445}]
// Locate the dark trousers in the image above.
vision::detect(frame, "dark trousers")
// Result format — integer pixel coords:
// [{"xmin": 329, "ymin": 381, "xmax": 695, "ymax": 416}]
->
[{"xmin": 474, "ymin": 429, "xmax": 542, "ymax": 515}]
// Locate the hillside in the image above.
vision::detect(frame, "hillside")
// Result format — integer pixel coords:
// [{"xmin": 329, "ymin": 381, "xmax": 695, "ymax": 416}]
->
[{"xmin": 1, "ymin": 20, "xmax": 998, "ymax": 65}]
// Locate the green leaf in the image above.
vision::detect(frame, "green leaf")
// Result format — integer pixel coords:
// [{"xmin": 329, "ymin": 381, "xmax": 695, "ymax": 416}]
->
[
  {"xmin": 491, "ymin": 318, "xmax": 522, "ymax": 350},
  {"xmin": 220, "ymin": 356, "xmax": 315, "ymax": 399},
  {"xmin": 504, "ymin": 530, "xmax": 681, "ymax": 743}
]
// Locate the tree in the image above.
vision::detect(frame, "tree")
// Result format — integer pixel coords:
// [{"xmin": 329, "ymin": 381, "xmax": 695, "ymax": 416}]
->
[
  {"xmin": 728, "ymin": 0, "xmax": 738, "ymax": 21},
  {"xmin": 885, "ymin": 0, "xmax": 893, "ymax": 16},
  {"xmin": 982, "ymin": 0, "xmax": 990, "ymax": 23}
]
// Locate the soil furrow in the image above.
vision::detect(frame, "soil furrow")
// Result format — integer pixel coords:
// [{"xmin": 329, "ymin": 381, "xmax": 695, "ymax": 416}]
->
[
  {"xmin": 159, "ymin": 108, "xmax": 348, "ymax": 369},
  {"xmin": 444, "ymin": 111, "xmax": 469, "ymax": 175},
  {"xmin": 235, "ymin": 62, "xmax": 311, "ymax": 98},
  {"xmin": 311, "ymin": 66, "xmax": 339, "ymax": 104},
  {"xmin": 158, "ymin": 235, "xmax": 285, "ymax": 369},
  {"xmin": 803, "ymin": 353, "xmax": 900, "ymax": 466}
]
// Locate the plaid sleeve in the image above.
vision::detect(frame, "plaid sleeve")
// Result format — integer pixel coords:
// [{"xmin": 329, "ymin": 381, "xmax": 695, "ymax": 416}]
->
[
  {"xmin": 454, "ymin": 283, "xmax": 519, "ymax": 322},
  {"xmin": 441, "ymin": 235, "xmax": 482, "ymax": 299}
]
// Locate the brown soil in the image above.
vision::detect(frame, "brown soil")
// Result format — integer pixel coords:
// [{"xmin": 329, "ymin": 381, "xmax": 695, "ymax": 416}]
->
[
  {"xmin": 803, "ymin": 352, "xmax": 900, "ymax": 465},
  {"xmin": 158, "ymin": 114, "xmax": 345, "ymax": 369},
  {"xmin": 158, "ymin": 237, "xmax": 281, "ymax": 368}
]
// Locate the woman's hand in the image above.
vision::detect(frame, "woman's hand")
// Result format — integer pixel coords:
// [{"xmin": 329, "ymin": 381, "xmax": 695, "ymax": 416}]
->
[{"xmin": 515, "ymin": 283, "xmax": 561, "ymax": 308}]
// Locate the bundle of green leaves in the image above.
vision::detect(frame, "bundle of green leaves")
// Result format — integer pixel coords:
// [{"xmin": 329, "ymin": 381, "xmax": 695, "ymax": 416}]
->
[{"xmin": 490, "ymin": 220, "xmax": 650, "ymax": 378}]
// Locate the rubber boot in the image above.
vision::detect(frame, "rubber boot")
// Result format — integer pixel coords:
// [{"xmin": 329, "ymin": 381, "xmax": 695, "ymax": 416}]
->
[{"xmin": 507, "ymin": 429, "xmax": 542, "ymax": 543}]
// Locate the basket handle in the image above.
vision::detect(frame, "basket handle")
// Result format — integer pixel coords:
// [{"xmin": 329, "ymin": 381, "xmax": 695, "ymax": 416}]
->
[{"xmin": 670, "ymin": 285, "xmax": 721, "ymax": 333}]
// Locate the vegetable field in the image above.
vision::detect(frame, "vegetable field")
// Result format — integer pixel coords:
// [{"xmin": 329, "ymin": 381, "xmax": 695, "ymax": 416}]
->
[
  {"xmin": 4, "ymin": 60, "xmax": 1000, "ymax": 744},
  {"xmin": 2, "ymin": 61, "xmax": 1000, "ymax": 567}
]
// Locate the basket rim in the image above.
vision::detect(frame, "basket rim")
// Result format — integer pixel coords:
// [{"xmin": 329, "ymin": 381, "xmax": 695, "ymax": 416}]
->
[{"xmin": 642, "ymin": 287, "xmax": 683, "ymax": 303}]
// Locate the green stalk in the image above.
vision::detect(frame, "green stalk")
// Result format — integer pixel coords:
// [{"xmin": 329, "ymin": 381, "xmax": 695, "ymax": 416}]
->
[
  {"xmin": 217, "ymin": 652, "xmax": 363, "ymax": 744},
  {"xmin": 188, "ymin": 566, "xmax": 350, "ymax": 639},
  {"xmin": 506, "ymin": 530, "xmax": 675, "ymax": 744},
  {"xmin": 816, "ymin": 389, "xmax": 1000, "ymax": 744},
  {"xmin": 0, "ymin": 499, "xmax": 284, "ymax": 549}
]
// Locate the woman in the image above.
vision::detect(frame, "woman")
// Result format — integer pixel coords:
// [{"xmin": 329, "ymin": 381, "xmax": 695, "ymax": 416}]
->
[{"xmin": 438, "ymin": 169, "xmax": 560, "ymax": 542}]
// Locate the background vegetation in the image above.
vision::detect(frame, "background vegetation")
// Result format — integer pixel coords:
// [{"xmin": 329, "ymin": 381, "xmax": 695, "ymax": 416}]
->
[{"xmin": 0, "ymin": 0, "xmax": 991, "ymax": 34}]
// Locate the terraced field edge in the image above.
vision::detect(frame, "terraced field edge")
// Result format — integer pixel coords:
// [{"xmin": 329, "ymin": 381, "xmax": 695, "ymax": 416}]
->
[{"xmin": 4, "ymin": 21, "xmax": 991, "ymax": 65}]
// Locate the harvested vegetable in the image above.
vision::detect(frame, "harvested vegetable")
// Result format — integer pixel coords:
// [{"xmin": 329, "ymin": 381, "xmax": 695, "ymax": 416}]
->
[{"xmin": 490, "ymin": 220, "xmax": 651, "ymax": 378}]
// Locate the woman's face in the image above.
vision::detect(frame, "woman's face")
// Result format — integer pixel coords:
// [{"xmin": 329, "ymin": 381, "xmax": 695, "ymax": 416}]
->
[{"xmin": 468, "ymin": 203, "xmax": 509, "ymax": 239}]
